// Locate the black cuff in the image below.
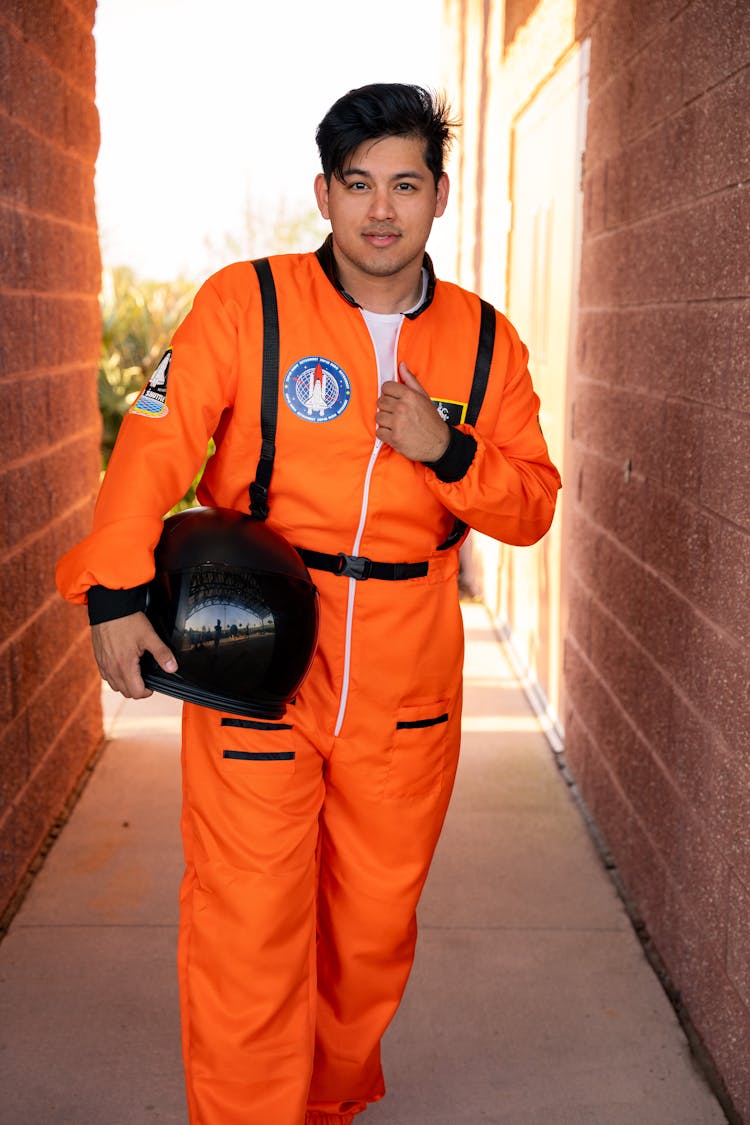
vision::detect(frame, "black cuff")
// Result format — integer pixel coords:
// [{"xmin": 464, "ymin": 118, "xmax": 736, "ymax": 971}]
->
[
  {"xmin": 87, "ymin": 584, "xmax": 149, "ymax": 626},
  {"xmin": 423, "ymin": 427, "xmax": 477, "ymax": 483}
]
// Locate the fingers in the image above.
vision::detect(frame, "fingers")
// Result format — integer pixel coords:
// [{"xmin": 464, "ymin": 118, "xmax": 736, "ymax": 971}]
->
[
  {"xmin": 375, "ymin": 383, "xmax": 450, "ymax": 461},
  {"xmin": 91, "ymin": 612, "xmax": 177, "ymax": 700}
]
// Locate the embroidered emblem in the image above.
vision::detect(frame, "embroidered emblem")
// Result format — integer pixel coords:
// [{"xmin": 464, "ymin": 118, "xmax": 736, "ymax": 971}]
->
[
  {"xmin": 283, "ymin": 356, "xmax": 351, "ymax": 423},
  {"xmin": 130, "ymin": 349, "xmax": 171, "ymax": 418},
  {"xmin": 431, "ymin": 398, "xmax": 467, "ymax": 426}
]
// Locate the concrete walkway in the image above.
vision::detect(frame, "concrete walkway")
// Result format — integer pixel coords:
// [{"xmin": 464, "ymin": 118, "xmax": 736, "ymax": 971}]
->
[{"xmin": 0, "ymin": 604, "xmax": 728, "ymax": 1124}]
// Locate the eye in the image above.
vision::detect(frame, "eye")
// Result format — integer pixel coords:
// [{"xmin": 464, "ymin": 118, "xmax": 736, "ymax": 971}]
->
[
  {"xmin": 395, "ymin": 182, "xmax": 417, "ymax": 191},
  {"xmin": 347, "ymin": 181, "xmax": 368, "ymax": 191}
]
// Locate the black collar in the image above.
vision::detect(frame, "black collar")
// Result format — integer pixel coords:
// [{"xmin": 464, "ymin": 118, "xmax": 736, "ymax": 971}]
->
[{"xmin": 314, "ymin": 234, "xmax": 436, "ymax": 319}]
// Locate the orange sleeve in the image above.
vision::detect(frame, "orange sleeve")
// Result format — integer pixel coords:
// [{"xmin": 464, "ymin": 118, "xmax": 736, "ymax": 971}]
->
[
  {"xmin": 424, "ymin": 312, "xmax": 561, "ymax": 547},
  {"xmin": 55, "ymin": 273, "xmax": 241, "ymax": 604}
]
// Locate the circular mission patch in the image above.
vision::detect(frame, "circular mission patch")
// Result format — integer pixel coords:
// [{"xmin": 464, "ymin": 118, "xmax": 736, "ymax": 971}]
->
[{"xmin": 283, "ymin": 356, "xmax": 351, "ymax": 423}]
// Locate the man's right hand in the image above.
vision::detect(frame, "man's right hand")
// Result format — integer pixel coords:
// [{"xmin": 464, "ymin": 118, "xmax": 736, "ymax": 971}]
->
[{"xmin": 91, "ymin": 611, "xmax": 178, "ymax": 699}]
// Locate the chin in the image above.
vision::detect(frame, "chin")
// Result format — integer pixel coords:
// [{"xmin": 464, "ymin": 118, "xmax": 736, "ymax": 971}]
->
[{"xmin": 356, "ymin": 249, "xmax": 412, "ymax": 278}]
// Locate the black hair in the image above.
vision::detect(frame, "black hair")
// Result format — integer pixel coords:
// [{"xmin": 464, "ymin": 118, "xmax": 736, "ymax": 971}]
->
[{"xmin": 315, "ymin": 83, "xmax": 458, "ymax": 188}]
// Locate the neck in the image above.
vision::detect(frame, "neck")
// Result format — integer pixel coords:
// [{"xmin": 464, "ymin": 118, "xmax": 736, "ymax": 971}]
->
[{"xmin": 331, "ymin": 246, "xmax": 424, "ymax": 314}]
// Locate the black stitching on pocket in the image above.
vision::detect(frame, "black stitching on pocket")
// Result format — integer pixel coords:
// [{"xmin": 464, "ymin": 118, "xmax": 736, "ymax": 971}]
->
[
  {"xmin": 223, "ymin": 750, "xmax": 296, "ymax": 761},
  {"xmin": 221, "ymin": 718, "xmax": 293, "ymax": 731},
  {"xmin": 395, "ymin": 712, "xmax": 449, "ymax": 730}
]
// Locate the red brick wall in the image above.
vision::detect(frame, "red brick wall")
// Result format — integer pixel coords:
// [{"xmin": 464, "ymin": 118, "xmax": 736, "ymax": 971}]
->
[
  {"xmin": 0, "ymin": 0, "xmax": 103, "ymax": 922},
  {"xmin": 567, "ymin": 0, "xmax": 750, "ymax": 1116}
]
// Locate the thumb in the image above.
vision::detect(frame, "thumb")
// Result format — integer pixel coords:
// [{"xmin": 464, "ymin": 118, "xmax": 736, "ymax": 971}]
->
[
  {"xmin": 144, "ymin": 627, "xmax": 178, "ymax": 674},
  {"xmin": 398, "ymin": 361, "xmax": 427, "ymax": 395}
]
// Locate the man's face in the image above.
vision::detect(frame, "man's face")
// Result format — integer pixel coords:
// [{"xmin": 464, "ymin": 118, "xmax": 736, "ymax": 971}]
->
[{"xmin": 314, "ymin": 134, "xmax": 449, "ymax": 286}]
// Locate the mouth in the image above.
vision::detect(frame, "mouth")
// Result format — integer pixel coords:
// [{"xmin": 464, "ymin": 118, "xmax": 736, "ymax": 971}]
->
[{"xmin": 362, "ymin": 229, "xmax": 401, "ymax": 247}]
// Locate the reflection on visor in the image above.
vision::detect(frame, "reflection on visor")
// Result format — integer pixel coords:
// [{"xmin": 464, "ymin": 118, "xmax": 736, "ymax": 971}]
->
[{"xmin": 179, "ymin": 566, "xmax": 274, "ymax": 653}]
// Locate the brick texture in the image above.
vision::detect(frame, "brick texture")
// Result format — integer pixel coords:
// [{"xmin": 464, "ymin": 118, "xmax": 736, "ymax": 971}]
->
[
  {"xmin": 567, "ymin": 0, "xmax": 750, "ymax": 1119},
  {"xmin": 0, "ymin": 2, "xmax": 103, "ymax": 919}
]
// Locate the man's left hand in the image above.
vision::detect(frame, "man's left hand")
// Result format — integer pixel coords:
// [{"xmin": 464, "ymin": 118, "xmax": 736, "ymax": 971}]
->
[{"xmin": 376, "ymin": 362, "xmax": 450, "ymax": 462}]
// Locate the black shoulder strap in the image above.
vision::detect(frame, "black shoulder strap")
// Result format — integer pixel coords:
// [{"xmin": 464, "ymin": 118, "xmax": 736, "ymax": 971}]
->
[
  {"xmin": 248, "ymin": 258, "xmax": 280, "ymax": 521},
  {"xmin": 466, "ymin": 299, "xmax": 496, "ymax": 427},
  {"xmin": 437, "ymin": 298, "xmax": 496, "ymax": 551}
]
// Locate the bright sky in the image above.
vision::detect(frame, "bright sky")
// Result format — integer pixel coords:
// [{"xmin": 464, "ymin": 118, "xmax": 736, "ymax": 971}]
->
[{"xmin": 94, "ymin": 0, "xmax": 452, "ymax": 283}]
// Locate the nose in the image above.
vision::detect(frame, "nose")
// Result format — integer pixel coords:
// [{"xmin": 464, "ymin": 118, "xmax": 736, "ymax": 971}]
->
[{"xmin": 369, "ymin": 186, "xmax": 394, "ymax": 221}]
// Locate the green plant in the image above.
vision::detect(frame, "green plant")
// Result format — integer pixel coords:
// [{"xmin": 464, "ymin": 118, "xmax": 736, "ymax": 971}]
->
[{"xmin": 98, "ymin": 266, "xmax": 204, "ymax": 511}]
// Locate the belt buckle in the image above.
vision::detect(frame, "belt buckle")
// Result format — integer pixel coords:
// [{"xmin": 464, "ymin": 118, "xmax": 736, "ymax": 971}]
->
[{"xmin": 337, "ymin": 553, "xmax": 372, "ymax": 580}]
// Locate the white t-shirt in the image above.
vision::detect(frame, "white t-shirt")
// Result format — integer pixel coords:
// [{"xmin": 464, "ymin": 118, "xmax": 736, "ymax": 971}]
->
[{"xmin": 359, "ymin": 269, "xmax": 428, "ymax": 390}]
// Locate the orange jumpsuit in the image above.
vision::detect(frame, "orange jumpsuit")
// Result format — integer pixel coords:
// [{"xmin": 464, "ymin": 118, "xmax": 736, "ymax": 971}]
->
[{"xmin": 57, "ymin": 241, "xmax": 561, "ymax": 1125}]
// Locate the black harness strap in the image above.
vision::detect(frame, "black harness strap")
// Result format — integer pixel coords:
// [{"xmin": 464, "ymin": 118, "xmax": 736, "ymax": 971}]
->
[
  {"xmin": 248, "ymin": 258, "xmax": 280, "ymax": 521},
  {"xmin": 294, "ymin": 547, "xmax": 428, "ymax": 582},
  {"xmin": 466, "ymin": 298, "xmax": 496, "ymax": 428},
  {"xmin": 436, "ymin": 297, "xmax": 496, "ymax": 551}
]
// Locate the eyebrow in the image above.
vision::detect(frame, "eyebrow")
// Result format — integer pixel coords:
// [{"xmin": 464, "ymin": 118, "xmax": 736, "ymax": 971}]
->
[{"xmin": 342, "ymin": 167, "xmax": 426, "ymax": 182}]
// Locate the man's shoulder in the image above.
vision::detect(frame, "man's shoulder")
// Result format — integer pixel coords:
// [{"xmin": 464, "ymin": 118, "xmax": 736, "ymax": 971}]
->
[
  {"xmin": 207, "ymin": 249, "xmax": 317, "ymax": 284},
  {"xmin": 431, "ymin": 277, "xmax": 523, "ymax": 351},
  {"xmin": 187, "ymin": 252, "xmax": 319, "ymax": 318},
  {"xmin": 204, "ymin": 250, "xmax": 321, "ymax": 297},
  {"xmin": 431, "ymin": 276, "xmax": 497, "ymax": 322}
]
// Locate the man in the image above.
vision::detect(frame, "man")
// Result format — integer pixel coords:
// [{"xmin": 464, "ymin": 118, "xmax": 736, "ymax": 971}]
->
[{"xmin": 57, "ymin": 84, "xmax": 561, "ymax": 1125}]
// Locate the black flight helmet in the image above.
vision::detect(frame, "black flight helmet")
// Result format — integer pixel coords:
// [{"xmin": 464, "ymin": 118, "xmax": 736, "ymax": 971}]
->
[{"xmin": 141, "ymin": 507, "xmax": 319, "ymax": 719}]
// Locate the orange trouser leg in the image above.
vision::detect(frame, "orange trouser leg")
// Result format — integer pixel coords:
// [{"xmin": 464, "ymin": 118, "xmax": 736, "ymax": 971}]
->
[
  {"xmin": 306, "ymin": 698, "xmax": 462, "ymax": 1120},
  {"xmin": 177, "ymin": 702, "xmax": 326, "ymax": 1125}
]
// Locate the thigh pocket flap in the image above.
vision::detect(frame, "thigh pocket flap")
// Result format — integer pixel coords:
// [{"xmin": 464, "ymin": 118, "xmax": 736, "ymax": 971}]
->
[
  {"xmin": 385, "ymin": 701, "xmax": 450, "ymax": 800},
  {"xmin": 220, "ymin": 716, "xmax": 296, "ymax": 774}
]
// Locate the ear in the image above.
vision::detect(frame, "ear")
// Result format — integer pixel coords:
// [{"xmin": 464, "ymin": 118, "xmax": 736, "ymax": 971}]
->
[
  {"xmin": 314, "ymin": 173, "xmax": 330, "ymax": 220},
  {"xmin": 434, "ymin": 173, "xmax": 449, "ymax": 218}
]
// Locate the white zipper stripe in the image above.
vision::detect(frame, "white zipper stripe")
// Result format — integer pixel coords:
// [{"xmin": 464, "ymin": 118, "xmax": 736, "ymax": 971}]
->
[
  {"xmin": 333, "ymin": 314, "xmax": 404, "ymax": 738},
  {"xmin": 333, "ymin": 438, "xmax": 381, "ymax": 737}
]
